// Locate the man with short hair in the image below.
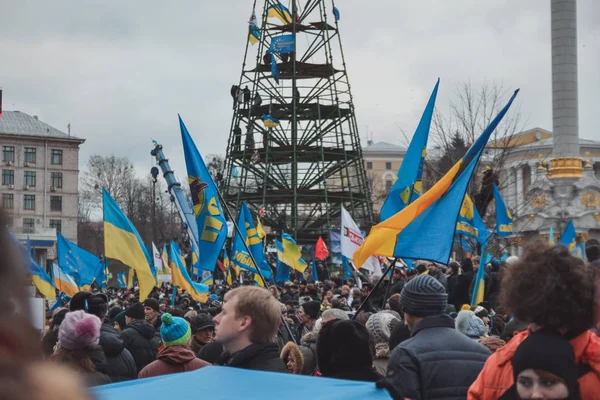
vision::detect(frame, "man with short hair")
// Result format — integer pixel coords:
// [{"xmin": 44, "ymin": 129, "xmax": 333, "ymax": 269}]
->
[
  {"xmin": 296, "ymin": 300, "xmax": 320, "ymax": 341},
  {"xmin": 383, "ymin": 275, "xmax": 490, "ymax": 399},
  {"xmin": 213, "ymin": 286, "xmax": 286, "ymax": 372},
  {"xmin": 190, "ymin": 313, "xmax": 215, "ymax": 357},
  {"xmin": 143, "ymin": 298, "xmax": 162, "ymax": 336}
]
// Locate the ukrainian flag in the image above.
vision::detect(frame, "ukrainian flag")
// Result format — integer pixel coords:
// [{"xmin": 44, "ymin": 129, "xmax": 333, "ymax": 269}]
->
[
  {"xmin": 278, "ymin": 232, "xmax": 308, "ymax": 273},
  {"xmin": 201, "ymin": 274, "xmax": 214, "ymax": 286},
  {"xmin": 471, "ymin": 251, "xmax": 487, "ymax": 306},
  {"xmin": 180, "ymin": 116, "xmax": 227, "ymax": 273},
  {"xmin": 262, "ymin": 114, "xmax": 280, "ymax": 128},
  {"xmin": 559, "ymin": 220, "xmax": 577, "ymax": 252},
  {"xmin": 548, "ymin": 226, "xmax": 555, "ymax": 246},
  {"xmin": 354, "ymin": 90, "xmax": 519, "ymax": 266},
  {"xmin": 254, "ymin": 273, "xmax": 265, "ymax": 287},
  {"xmin": 266, "ymin": 2, "xmax": 292, "ymax": 24},
  {"xmin": 52, "ymin": 264, "xmax": 79, "ymax": 297},
  {"xmin": 275, "ymin": 241, "xmax": 291, "ymax": 283},
  {"xmin": 169, "ymin": 241, "xmax": 209, "ymax": 303},
  {"xmin": 381, "ymin": 79, "xmax": 439, "ymax": 221},
  {"xmin": 162, "ymin": 244, "xmax": 172, "ymax": 275},
  {"xmin": 256, "ymin": 217, "xmax": 266, "ymax": 240},
  {"xmin": 573, "ymin": 243, "xmax": 585, "ymax": 259},
  {"xmin": 127, "ymin": 268, "xmax": 135, "ymax": 289},
  {"xmin": 103, "ymin": 188, "xmax": 155, "ymax": 301},
  {"xmin": 15, "ymin": 236, "xmax": 55, "ymax": 299},
  {"xmin": 493, "ymin": 183, "xmax": 512, "ymax": 236}
]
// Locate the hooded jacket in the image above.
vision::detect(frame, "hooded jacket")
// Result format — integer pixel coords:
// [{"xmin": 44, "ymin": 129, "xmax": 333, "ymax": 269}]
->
[
  {"xmin": 120, "ymin": 319, "xmax": 161, "ymax": 373},
  {"xmin": 384, "ymin": 314, "xmax": 490, "ymax": 400},
  {"xmin": 99, "ymin": 323, "xmax": 137, "ymax": 382},
  {"xmin": 280, "ymin": 342, "xmax": 304, "ymax": 374},
  {"xmin": 217, "ymin": 343, "xmax": 287, "ymax": 373},
  {"xmin": 468, "ymin": 329, "xmax": 600, "ymax": 399},
  {"xmin": 138, "ymin": 345, "xmax": 210, "ymax": 379}
]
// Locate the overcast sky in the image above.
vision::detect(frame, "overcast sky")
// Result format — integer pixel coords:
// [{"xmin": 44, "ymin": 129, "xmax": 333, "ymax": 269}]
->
[{"xmin": 1, "ymin": 0, "xmax": 598, "ymax": 181}]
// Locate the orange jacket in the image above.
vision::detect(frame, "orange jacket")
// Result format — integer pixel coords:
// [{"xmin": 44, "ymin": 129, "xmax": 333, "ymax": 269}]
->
[{"xmin": 468, "ymin": 329, "xmax": 600, "ymax": 400}]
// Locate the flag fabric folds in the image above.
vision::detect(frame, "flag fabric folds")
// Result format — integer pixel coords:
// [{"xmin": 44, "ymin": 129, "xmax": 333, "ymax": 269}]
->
[
  {"xmin": 573, "ymin": 243, "xmax": 585, "ymax": 259},
  {"xmin": 180, "ymin": 115, "xmax": 228, "ymax": 273},
  {"xmin": 266, "ymin": 2, "xmax": 292, "ymax": 24},
  {"xmin": 262, "ymin": 113, "xmax": 280, "ymax": 128},
  {"xmin": 333, "ymin": 6, "xmax": 340, "ymax": 21},
  {"xmin": 256, "ymin": 217, "xmax": 266, "ymax": 240},
  {"xmin": 275, "ymin": 242, "xmax": 291, "ymax": 283},
  {"xmin": 201, "ymin": 274, "xmax": 214, "ymax": 286},
  {"xmin": 103, "ymin": 188, "xmax": 155, "ymax": 301},
  {"xmin": 52, "ymin": 264, "xmax": 79, "ymax": 297},
  {"xmin": 270, "ymin": 34, "xmax": 294, "ymax": 54},
  {"xmin": 270, "ymin": 54, "xmax": 280, "ymax": 84},
  {"xmin": 493, "ymin": 183, "xmax": 513, "ymax": 236},
  {"xmin": 353, "ymin": 90, "xmax": 519, "ymax": 267},
  {"xmin": 231, "ymin": 203, "xmax": 272, "ymax": 278},
  {"xmin": 248, "ymin": 8, "xmax": 261, "ymax": 45},
  {"xmin": 152, "ymin": 242, "xmax": 163, "ymax": 272},
  {"xmin": 278, "ymin": 232, "xmax": 307, "ymax": 273},
  {"xmin": 57, "ymin": 232, "xmax": 104, "ymax": 288},
  {"xmin": 380, "ymin": 79, "xmax": 440, "ymax": 221},
  {"xmin": 471, "ymin": 249, "xmax": 487, "ymax": 306},
  {"xmin": 310, "ymin": 252, "xmax": 319, "ymax": 282},
  {"xmin": 117, "ymin": 272, "xmax": 128, "ymax": 288},
  {"xmin": 16, "ymin": 236, "xmax": 55, "ymax": 299},
  {"xmin": 456, "ymin": 194, "xmax": 490, "ymax": 244},
  {"xmin": 315, "ymin": 236, "xmax": 329, "ymax": 260},
  {"xmin": 340, "ymin": 206, "xmax": 379, "ymax": 271},
  {"xmin": 559, "ymin": 220, "xmax": 577, "ymax": 252},
  {"xmin": 169, "ymin": 241, "xmax": 209, "ymax": 303}
]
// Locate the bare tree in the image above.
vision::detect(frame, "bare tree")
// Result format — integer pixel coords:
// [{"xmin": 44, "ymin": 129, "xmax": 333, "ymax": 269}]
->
[{"xmin": 81, "ymin": 155, "xmax": 137, "ymax": 210}]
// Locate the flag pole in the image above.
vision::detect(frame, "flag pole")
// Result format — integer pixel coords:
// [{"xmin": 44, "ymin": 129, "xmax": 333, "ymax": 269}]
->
[
  {"xmin": 352, "ymin": 257, "xmax": 399, "ymax": 319},
  {"xmin": 380, "ymin": 258, "xmax": 399, "ymax": 310},
  {"xmin": 216, "ymin": 190, "xmax": 297, "ymax": 344}
]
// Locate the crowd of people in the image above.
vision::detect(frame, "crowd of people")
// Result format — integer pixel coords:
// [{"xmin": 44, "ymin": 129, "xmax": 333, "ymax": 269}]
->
[{"xmin": 3, "ymin": 204, "xmax": 600, "ymax": 399}]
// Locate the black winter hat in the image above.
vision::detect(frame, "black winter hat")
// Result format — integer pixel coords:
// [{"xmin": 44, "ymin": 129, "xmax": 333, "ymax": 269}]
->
[
  {"xmin": 400, "ymin": 274, "xmax": 447, "ymax": 318},
  {"xmin": 143, "ymin": 298, "xmax": 160, "ymax": 312},
  {"xmin": 125, "ymin": 303, "xmax": 145, "ymax": 320},
  {"xmin": 317, "ymin": 320, "xmax": 374, "ymax": 377},
  {"xmin": 301, "ymin": 301, "xmax": 321, "ymax": 320},
  {"xmin": 107, "ymin": 306, "xmax": 124, "ymax": 323},
  {"xmin": 70, "ymin": 292, "xmax": 109, "ymax": 318},
  {"xmin": 461, "ymin": 258, "xmax": 474, "ymax": 272},
  {"xmin": 448, "ymin": 261, "xmax": 460, "ymax": 273},
  {"xmin": 191, "ymin": 313, "xmax": 215, "ymax": 333}
]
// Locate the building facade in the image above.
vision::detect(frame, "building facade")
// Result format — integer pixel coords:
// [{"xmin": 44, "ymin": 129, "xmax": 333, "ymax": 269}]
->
[
  {"xmin": 362, "ymin": 141, "xmax": 406, "ymax": 217},
  {"xmin": 0, "ymin": 111, "xmax": 84, "ymax": 266}
]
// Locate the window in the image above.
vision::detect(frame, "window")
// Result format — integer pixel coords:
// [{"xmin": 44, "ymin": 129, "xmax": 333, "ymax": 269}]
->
[
  {"xmin": 366, "ymin": 162, "xmax": 373, "ymax": 170},
  {"xmin": 2, "ymin": 170, "xmax": 14, "ymax": 185},
  {"xmin": 385, "ymin": 180, "xmax": 393, "ymax": 192},
  {"xmin": 24, "ymin": 171, "xmax": 36, "ymax": 187},
  {"xmin": 51, "ymin": 149, "xmax": 63, "ymax": 165},
  {"xmin": 24, "ymin": 194, "xmax": 36, "ymax": 210},
  {"xmin": 50, "ymin": 195, "xmax": 62, "ymax": 212},
  {"xmin": 24, "ymin": 147, "xmax": 36, "ymax": 164},
  {"xmin": 23, "ymin": 218, "xmax": 35, "ymax": 233},
  {"xmin": 2, "ymin": 193, "xmax": 13, "ymax": 209},
  {"xmin": 51, "ymin": 172, "xmax": 63, "ymax": 188},
  {"xmin": 385, "ymin": 162, "xmax": 392, "ymax": 170},
  {"xmin": 49, "ymin": 219, "xmax": 62, "ymax": 233},
  {"xmin": 2, "ymin": 146, "xmax": 14, "ymax": 163}
]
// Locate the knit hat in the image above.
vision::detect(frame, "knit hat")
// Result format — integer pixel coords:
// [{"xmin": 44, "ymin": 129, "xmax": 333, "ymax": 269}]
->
[
  {"xmin": 466, "ymin": 315, "xmax": 487, "ymax": 338},
  {"xmin": 474, "ymin": 306, "xmax": 489, "ymax": 320},
  {"xmin": 114, "ymin": 311, "xmax": 127, "ymax": 330},
  {"xmin": 125, "ymin": 303, "xmax": 145, "ymax": 320},
  {"xmin": 399, "ymin": 274, "xmax": 447, "ymax": 318},
  {"xmin": 301, "ymin": 301, "xmax": 321, "ymax": 320},
  {"xmin": 142, "ymin": 298, "xmax": 160, "ymax": 312},
  {"xmin": 367, "ymin": 312, "xmax": 401, "ymax": 345},
  {"xmin": 511, "ymin": 328, "xmax": 581, "ymax": 398},
  {"xmin": 191, "ymin": 313, "xmax": 215, "ymax": 333},
  {"xmin": 160, "ymin": 313, "xmax": 191, "ymax": 347},
  {"xmin": 107, "ymin": 306, "xmax": 123, "ymax": 323},
  {"xmin": 58, "ymin": 310, "xmax": 102, "ymax": 350},
  {"xmin": 478, "ymin": 336, "xmax": 506, "ymax": 353}
]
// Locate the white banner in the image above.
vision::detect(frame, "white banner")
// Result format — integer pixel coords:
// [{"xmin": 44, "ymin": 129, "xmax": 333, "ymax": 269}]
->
[
  {"xmin": 341, "ymin": 206, "xmax": 381, "ymax": 273},
  {"xmin": 152, "ymin": 242, "xmax": 163, "ymax": 272}
]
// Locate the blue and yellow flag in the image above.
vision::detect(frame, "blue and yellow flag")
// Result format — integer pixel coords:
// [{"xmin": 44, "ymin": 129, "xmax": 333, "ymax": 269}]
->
[
  {"xmin": 52, "ymin": 264, "xmax": 79, "ymax": 297},
  {"xmin": 456, "ymin": 194, "xmax": 490, "ymax": 244},
  {"xmin": 559, "ymin": 220, "xmax": 577, "ymax": 252},
  {"xmin": 127, "ymin": 267, "xmax": 135, "ymax": 289},
  {"xmin": 201, "ymin": 274, "xmax": 214, "ymax": 286},
  {"xmin": 254, "ymin": 273, "xmax": 265, "ymax": 287},
  {"xmin": 248, "ymin": 7, "xmax": 261, "ymax": 45},
  {"xmin": 262, "ymin": 113, "xmax": 280, "ymax": 128},
  {"xmin": 270, "ymin": 55, "xmax": 280, "ymax": 85},
  {"xmin": 266, "ymin": 2, "xmax": 292, "ymax": 24},
  {"xmin": 15, "ymin": 236, "xmax": 56, "ymax": 299},
  {"xmin": 179, "ymin": 115, "xmax": 228, "ymax": 273},
  {"xmin": 381, "ymin": 79, "xmax": 439, "ymax": 221},
  {"xmin": 471, "ymin": 248, "xmax": 487, "ymax": 306},
  {"xmin": 341, "ymin": 256, "xmax": 353, "ymax": 279},
  {"xmin": 231, "ymin": 202, "xmax": 273, "ymax": 279},
  {"xmin": 169, "ymin": 241, "xmax": 209, "ymax": 303},
  {"xmin": 57, "ymin": 232, "xmax": 104, "ymax": 288},
  {"xmin": 223, "ymin": 248, "xmax": 234, "ymax": 286},
  {"xmin": 548, "ymin": 226, "xmax": 555, "ymax": 246},
  {"xmin": 354, "ymin": 90, "xmax": 519, "ymax": 266},
  {"xmin": 103, "ymin": 188, "xmax": 155, "ymax": 301},
  {"xmin": 275, "ymin": 240, "xmax": 291, "ymax": 283},
  {"xmin": 278, "ymin": 232, "xmax": 308, "ymax": 273},
  {"xmin": 493, "ymin": 183, "xmax": 512, "ymax": 236},
  {"xmin": 116, "ymin": 272, "xmax": 128, "ymax": 288},
  {"xmin": 573, "ymin": 243, "xmax": 585, "ymax": 259},
  {"xmin": 256, "ymin": 217, "xmax": 266, "ymax": 240}
]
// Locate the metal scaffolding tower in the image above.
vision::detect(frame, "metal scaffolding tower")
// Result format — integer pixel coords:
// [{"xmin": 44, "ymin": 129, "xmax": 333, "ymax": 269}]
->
[{"xmin": 222, "ymin": 0, "xmax": 373, "ymax": 243}]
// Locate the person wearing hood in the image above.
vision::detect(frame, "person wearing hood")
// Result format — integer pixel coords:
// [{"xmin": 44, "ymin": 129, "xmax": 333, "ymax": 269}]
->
[
  {"xmin": 120, "ymin": 303, "xmax": 161, "ymax": 374},
  {"xmin": 280, "ymin": 342, "xmax": 304, "ymax": 374},
  {"xmin": 50, "ymin": 310, "xmax": 111, "ymax": 387},
  {"xmin": 138, "ymin": 314, "xmax": 210, "ymax": 378},
  {"xmin": 499, "ymin": 328, "xmax": 581, "ymax": 400},
  {"xmin": 456, "ymin": 310, "xmax": 488, "ymax": 341},
  {"xmin": 367, "ymin": 311, "xmax": 401, "ymax": 375},
  {"xmin": 70, "ymin": 292, "xmax": 137, "ymax": 382},
  {"xmin": 190, "ymin": 313, "xmax": 215, "ymax": 357}
]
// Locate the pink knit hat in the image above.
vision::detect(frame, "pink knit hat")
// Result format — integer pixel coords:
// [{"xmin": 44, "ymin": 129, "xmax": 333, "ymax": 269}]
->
[{"xmin": 58, "ymin": 310, "xmax": 102, "ymax": 350}]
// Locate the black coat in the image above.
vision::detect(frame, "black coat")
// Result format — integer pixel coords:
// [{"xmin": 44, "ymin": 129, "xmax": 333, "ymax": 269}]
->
[
  {"xmin": 446, "ymin": 273, "xmax": 459, "ymax": 303},
  {"xmin": 450, "ymin": 270, "xmax": 475, "ymax": 310},
  {"xmin": 198, "ymin": 341, "xmax": 224, "ymax": 364},
  {"xmin": 217, "ymin": 343, "xmax": 287, "ymax": 373},
  {"xmin": 384, "ymin": 314, "xmax": 490, "ymax": 400},
  {"xmin": 99, "ymin": 323, "xmax": 137, "ymax": 382},
  {"xmin": 120, "ymin": 319, "xmax": 161, "ymax": 374}
]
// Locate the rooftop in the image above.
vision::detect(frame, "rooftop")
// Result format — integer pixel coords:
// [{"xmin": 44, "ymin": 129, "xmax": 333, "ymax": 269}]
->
[
  {"xmin": 362, "ymin": 141, "xmax": 406, "ymax": 155},
  {"xmin": 0, "ymin": 111, "xmax": 84, "ymax": 142},
  {"xmin": 515, "ymin": 136, "xmax": 600, "ymax": 150}
]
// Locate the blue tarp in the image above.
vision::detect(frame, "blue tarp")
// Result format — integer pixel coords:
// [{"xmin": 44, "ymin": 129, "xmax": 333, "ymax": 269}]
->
[{"xmin": 94, "ymin": 366, "xmax": 392, "ymax": 400}]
